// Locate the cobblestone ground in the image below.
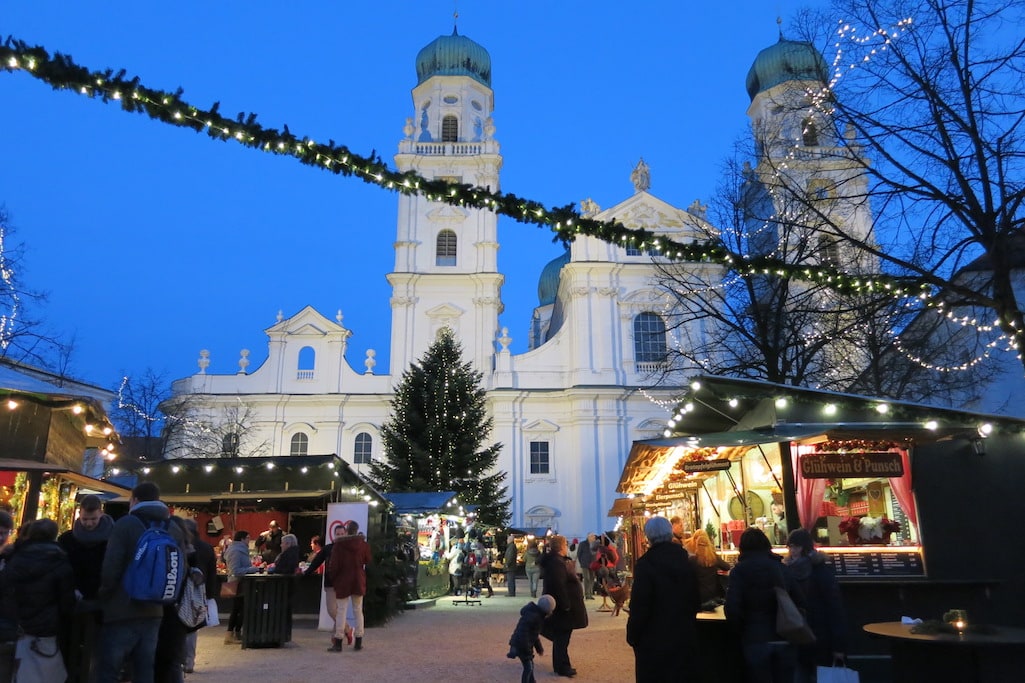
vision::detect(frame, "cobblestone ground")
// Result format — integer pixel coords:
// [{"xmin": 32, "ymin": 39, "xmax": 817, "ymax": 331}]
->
[{"xmin": 190, "ymin": 581, "xmax": 635, "ymax": 683}]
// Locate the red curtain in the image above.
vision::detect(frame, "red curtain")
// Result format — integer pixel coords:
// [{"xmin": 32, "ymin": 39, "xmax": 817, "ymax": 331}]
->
[
  {"xmin": 791, "ymin": 445, "xmax": 826, "ymax": 530},
  {"xmin": 888, "ymin": 448, "xmax": 918, "ymax": 530}
]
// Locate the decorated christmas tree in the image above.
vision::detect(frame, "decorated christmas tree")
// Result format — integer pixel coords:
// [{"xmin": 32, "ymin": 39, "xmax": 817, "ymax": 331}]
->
[{"xmin": 369, "ymin": 327, "xmax": 510, "ymax": 527}]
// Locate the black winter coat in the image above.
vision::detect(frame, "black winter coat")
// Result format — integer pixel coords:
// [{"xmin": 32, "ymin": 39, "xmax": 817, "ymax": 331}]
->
[
  {"xmin": 3, "ymin": 540, "xmax": 75, "ymax": 637},
  {"xmin": 508, "ymin": 602, "xmax": 547, "ymax": 655},
  {"xmin": 626, "ymin": 541, "xmax": 700, "ymax": 675},
  {"xmin": 270, "ymin": 546, "xmax": 300, "ymax": 576},
  {"xmin": 540, "ymin": 552, "xmax": 587, "ymax": 632},
  {"xmin": 788, "ymin": 551, "xmax": 846, "ymax": 662},
  {"xmin": 725, "ymin": 549, "xmax": 802, "ymax": 643},
  {"xmin": 192, "ymin": 539, "xmax": 219, "ymax": 600},
  {"xmin": 57, "ymin": 514, "xmax": 113, "ymax": 600}
]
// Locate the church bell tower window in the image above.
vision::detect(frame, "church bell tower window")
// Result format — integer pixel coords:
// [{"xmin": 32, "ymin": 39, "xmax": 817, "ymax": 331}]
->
[
  {"xmin": 441, "ymin": 115, "xmax": 459, "ymax": 142},
  {"xmin": 436, "ymin": 230, "xmax": 457, "ymax": 266}
]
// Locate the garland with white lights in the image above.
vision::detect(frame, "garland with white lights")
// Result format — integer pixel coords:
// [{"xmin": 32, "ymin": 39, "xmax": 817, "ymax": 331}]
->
[{"xmin": 0, "ymin": 36, "xmax": 938, "ymax": 301}]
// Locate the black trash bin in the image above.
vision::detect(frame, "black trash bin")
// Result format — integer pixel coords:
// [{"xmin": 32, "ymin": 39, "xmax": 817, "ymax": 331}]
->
[{"xmin": 240, "ymin": 574, "xmax": 293, "ymax": 648}]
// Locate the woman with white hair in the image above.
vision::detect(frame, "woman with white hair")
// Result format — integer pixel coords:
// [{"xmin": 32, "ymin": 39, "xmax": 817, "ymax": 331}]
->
[{"xmin": 626, "ymin": 516, "xmax": 700, "ymax": 682}]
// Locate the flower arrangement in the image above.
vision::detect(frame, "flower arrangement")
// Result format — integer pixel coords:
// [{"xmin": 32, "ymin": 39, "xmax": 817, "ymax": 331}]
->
[
  {"xmin": 839, "ymin": 515, "xmax": 901, "ymax": 543},
  {"xmin": 838, "ymin": 516, "xmax": 860, "ymax": 535}
]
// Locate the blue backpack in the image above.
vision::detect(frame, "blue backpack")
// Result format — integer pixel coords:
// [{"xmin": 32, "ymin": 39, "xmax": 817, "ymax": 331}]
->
[{"xmin": 122, "ymin": 516, "xmax": 184, "ymax": 604}]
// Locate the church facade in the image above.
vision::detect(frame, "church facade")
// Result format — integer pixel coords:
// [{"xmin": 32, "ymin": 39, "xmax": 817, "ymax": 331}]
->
[{"xmin": 167, "ymin": 29, "xmax": 861, "ymax": 539}]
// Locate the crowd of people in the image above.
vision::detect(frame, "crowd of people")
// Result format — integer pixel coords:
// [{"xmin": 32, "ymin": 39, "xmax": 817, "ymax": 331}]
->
[
  {"xmin": 0, "ymin": 490, "xmax": 847, "ymax": 683},
  {"xmin": 0, "ymin": 482, "xmax": 371, "ymax": 683}
]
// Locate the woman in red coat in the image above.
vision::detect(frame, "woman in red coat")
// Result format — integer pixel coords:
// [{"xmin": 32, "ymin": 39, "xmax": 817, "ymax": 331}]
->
[{"xmin": 325, "ymin": 521, "xmax": 372, "ymax": 652}]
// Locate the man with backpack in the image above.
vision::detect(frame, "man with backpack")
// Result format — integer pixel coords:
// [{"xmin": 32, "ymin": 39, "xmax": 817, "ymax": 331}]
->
[{"xmin": 97, "ymin": 482, "xmax": 186, "ymax": 683}]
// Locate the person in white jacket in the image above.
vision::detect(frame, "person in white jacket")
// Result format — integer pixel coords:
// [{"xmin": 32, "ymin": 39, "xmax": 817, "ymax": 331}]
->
[{"xmin": 444, "ymin": 540, "xmax": 464, "ymax": 595}]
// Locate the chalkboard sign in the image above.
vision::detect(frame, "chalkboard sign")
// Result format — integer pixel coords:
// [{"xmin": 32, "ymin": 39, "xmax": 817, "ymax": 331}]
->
[{"xmin": 826, "ymin": 550, "xmax": 925, "ymax": 577}]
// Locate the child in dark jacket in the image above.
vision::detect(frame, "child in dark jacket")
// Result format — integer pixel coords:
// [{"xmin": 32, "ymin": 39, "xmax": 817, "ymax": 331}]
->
[{"xmin": 507, "ymin": 594, "xmax": 556, "ymax": 683}]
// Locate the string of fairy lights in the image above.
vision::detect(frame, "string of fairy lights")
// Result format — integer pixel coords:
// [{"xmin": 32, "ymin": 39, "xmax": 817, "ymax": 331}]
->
[
  {"xmin": 0, "ymin": 39, "xmax": 941, "ymax": 299},
  {"xmin": 1, "ymin": 19, "xmax": 1022, "ymax": 379},
  {"xmin": 0, "ymin": 223, "xmax": 20, "ymax": 350}
]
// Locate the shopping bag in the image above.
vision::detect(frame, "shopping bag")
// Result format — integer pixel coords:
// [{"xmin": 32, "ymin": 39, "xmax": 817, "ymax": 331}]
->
[
  {"xmin": 774, "ymin": 586, "xmax": 816, "ymax": 644},
  {"xmin": 13, "ymin": 635, "xmax": 67, "ymax": 683},
  {"xmin": 816, "ymin": 664, "xmax": 860, "ymax": 683},
  {"xmin": 206, "ymin": 598, "xmax": 221, "ymax": 626},
  {"xmin": 220, "ymin": 580, "xmax": 238, "ymax": 598}
]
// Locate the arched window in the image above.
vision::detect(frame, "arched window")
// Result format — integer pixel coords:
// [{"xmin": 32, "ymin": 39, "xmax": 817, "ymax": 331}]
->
[
  {"xmin": 354, "ymin": 432, "xmax": 373, "ymax": 465},
  {"xmin": 802, "ymin": 117, "xmax": 819, "ymax": 146},
  {"xmin": 634, "ymin": 312, "xmax": 667, "ymax": 364},
  {"xmin": 297, "ymin": 346, "xmax": 315, "ymax": 381},
  {"xmin": 222, "ymin": 432, "xmax": 240, "ymax": 457},
  {"xmin": 290, "ymin": 432, "xmax": 309, "ymax": 457},
  {"xmin": 441, "ymin": 115, "xmax": 458, "ymax": 142},
  {"xmin": 436, "ymin": 230, "xmax": 457, "ymax": 266}
]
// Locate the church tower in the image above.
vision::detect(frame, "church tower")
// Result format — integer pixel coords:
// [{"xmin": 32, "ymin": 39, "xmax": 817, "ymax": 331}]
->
[{"xmin": 389, "ymin": 27, "xmax": 504, "ymax": 375}]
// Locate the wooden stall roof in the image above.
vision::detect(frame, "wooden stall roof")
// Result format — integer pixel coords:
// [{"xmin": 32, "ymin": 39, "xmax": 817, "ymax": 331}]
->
[{"xmin": 619, "ymin": 374, "xmax": 1025, "ymax": 497}]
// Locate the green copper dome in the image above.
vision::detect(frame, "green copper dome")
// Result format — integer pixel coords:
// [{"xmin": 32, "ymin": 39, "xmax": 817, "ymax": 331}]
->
[
  {"xmin": 537, "ymin": 250, "xmax": 570, "ymax": 306},
  {"xmin": 415, "ymin": 28, "xmax": 492, "ymax": 87},
  {"xmin": 745, "ymin": 38, "xmax": 828, "ymax": 101}
]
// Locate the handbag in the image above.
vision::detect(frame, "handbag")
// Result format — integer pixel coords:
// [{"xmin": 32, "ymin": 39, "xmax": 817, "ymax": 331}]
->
[
  {"xmin": 774, "ymin": 586, "xmax": 816, "ymax": 644},
  {"xmin": 816, "ymin": 664, "xmax": 860, "ymax": 683},
  {"xmin": 13, "ymin": 635, "xmax": 67, "ymax": 683},
  {"xmin": 205, "ymin": 598, "xmax": 221, "ymax": 626},
  {"xmin": 220, "ymin": 580, "xmax": 239, "ymax": 598},
  {"xmin": 177, "ymin": 569, "xmax": 208, "ymax": 630}
]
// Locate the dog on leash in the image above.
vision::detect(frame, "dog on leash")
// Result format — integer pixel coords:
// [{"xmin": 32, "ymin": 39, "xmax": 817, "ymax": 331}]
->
[{"xmin": 606, "ymin": 583, "xmax": 630, "ymax": 616}]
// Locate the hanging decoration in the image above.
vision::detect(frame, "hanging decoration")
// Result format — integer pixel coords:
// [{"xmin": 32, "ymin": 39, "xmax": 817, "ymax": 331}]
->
[{"xmin": 0, "ymin": 37, "xmax": 935, "ymax": 300}]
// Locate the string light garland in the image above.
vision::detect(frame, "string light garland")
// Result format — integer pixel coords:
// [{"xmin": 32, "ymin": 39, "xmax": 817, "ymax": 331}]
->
[
  {"xmin": 3, "ymin": 34, "xmax": 1022, "ymax": 358},
  {"xmin": 0, "ymin": 37, "xmax": 934, "ymax": 301}
]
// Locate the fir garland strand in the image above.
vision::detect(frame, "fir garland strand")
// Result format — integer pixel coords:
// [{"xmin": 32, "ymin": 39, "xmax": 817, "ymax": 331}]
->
[{"xmin": 0, "ymin": 36, "xmax": 933, "ymax": 305}]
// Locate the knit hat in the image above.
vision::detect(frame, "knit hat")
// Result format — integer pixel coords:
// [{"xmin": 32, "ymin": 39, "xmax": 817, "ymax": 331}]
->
[{"xmin": 537, "ymin": 594, "xmax": 557, "ymax": 614}]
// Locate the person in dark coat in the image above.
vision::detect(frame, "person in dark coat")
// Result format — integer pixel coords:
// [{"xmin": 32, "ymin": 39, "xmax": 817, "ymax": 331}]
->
[
  {"xmin": 539, "ymin": 535, "xmax": 588, "ymax": 678},
  {"xmin": 507, "ymin": 594, "xmax": 556, "ymax": 683},
  {"xmin": 57, "ymin": 494, "xmax": 113, "ymax": 683},
  {"xmin": 785, "ymin": 528, "xmax": 847, "ymax": 682},
  {"xmin": 3, "ymin": 518, "xmax": 76, "ymax": 682},
  {"xmin": 182, "ymin": 518, "xmax": 217, "ymax": 675},
  {"xmin": 269, "ymin": 534, "xmax": 301, "ymax": 575},
  {"xmin": 255, "ymin": 520, "xmax": 283, "ymax": 564},
  {"xmin": 575, "ymin": 534, "xmax": 595, "ymax": 600},
  {"xmin": 725, "ymin": 527, "xmax": 799, "ymax": 683},
  {"xmin": 154, "ymin": 517, "xmax": 192, "ymax": 683},
  {"xmin": 626, "ymin": 516, "xmax": 701, "ymax": 683},
  {"xmin": 504, "ymin": 535, "xmax": 519, "ymax": 597}
]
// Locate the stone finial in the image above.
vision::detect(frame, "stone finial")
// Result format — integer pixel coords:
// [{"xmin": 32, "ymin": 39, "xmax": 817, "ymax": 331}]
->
[
  {"xmin": 198, "ymin": 349, "xmax": 210, "ymax": 374},
  {"xmin": 238, "ymin": 349, "xmax": 250, "ymax": 374},
  {"xmin": 497, "ymin": 327, "xmax": 512, "ymax": 351},
  {"xmin": 483, "ymin": 116, "xmax": 496, "ymax": 140},
  {"xmin": 336, "ymin": 309, "xmax": 344, "ymax": 324},
  {"xmin": 631, "ymin": 158, "xmax": 651, "ymax": 193},
  {"xmin": 364, "ymin": 349, "xmax": 377, "ymax": 374},
  {"xmin": 403, "ymin": 116, "xmax": 415, "ymax": 139},
  {"xmin": 276, "ymin": 309, "xmax": 284, "ymax": 322}
]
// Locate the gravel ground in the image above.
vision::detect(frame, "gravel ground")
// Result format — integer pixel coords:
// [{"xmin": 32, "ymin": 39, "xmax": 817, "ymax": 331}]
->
[{"xmin": 188, "ymin": 580, "xmax": 635, "ymax": 683}]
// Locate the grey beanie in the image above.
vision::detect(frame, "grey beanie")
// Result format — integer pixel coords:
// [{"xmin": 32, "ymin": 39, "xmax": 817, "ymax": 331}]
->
[{"xmin": 537, "ymin": 594, "xmax": 556, "ymax": 614}]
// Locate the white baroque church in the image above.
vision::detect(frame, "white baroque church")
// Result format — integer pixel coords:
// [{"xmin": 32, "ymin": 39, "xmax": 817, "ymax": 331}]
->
[{"xmin": 166, "ymin": 28, "xmax": 867, "ymax": 539}]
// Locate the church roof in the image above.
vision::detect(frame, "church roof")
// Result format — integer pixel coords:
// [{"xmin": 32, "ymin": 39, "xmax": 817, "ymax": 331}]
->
[
  {"xmin": 415, "ymin": 28, "xmax": 492, "ymax": 87},
  {"xmin": 745, "ymin": 37, "xmax": 828, "ymax": 101},
  {"xmin": 537, "ymin": 249, "xmax": 570, "ymax": 306}
]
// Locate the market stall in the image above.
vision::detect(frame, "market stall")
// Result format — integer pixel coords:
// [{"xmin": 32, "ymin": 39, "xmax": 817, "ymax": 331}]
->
[
  {"xmin": 1, "ymin": 359, "xmax": 125, "ymax": 529},
  {"xmin": 113, "ymin": 454, "xmax": 391, "ymax": 614},
  {"xmin": 383, "ymin": 490, "xmax": 461, "ymax": 600},
  {"xmin": 618, "ymin": 375, "xmax": 1025, "ymax": 679}
]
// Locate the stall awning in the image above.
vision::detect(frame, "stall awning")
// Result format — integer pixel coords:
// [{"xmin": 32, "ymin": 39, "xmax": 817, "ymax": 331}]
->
[
  {"xmin": 384, "ymin": 491, "xmax": 456, "ymax": 515},
  {"xmin": 618, "ymin": 426, "xmax": 826, "ymax": 496},
  {"xmin": 0, "ymin": 459, "xmax": 131, "ymax": 497},
  {"xmin": 607, "ymin": 498, "xmax": 636, "ymax": 517}
]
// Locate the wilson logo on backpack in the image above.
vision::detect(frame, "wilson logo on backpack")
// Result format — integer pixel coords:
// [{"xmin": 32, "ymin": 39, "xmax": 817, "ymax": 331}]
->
[{"xmin": 122, "ymin": 517, "xmax": 183, "ymax": 604}]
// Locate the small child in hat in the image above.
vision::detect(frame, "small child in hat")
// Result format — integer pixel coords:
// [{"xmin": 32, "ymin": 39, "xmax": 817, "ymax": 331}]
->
[{"xmin": 507, "ymin": 594, "xmax": 556, "ymax": 683}]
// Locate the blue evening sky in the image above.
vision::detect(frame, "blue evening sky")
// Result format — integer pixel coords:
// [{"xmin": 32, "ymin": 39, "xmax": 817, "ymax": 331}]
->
[{"xmin": 1, "ymin": 1, "xmax": 829, "ymax": 390}]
